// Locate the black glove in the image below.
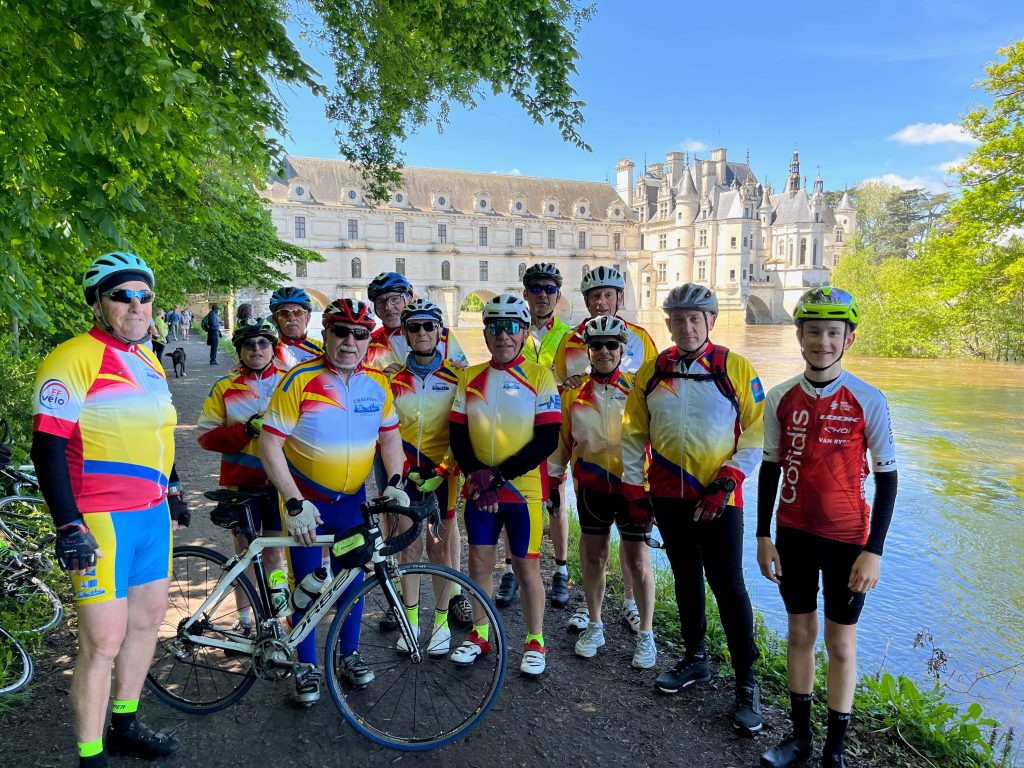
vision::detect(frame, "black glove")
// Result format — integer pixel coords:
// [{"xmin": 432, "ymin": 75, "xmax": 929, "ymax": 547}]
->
[
  {"xmin": 244, "ymin": 413, "xmax": 265, "ymax": 438},
  {"xmin": 167, "ymin": 483, "xmax": 190, "ymax": 527},
  {"xmin": 56, "ymin": 521, "xmax": 98, "ymax": 571}
]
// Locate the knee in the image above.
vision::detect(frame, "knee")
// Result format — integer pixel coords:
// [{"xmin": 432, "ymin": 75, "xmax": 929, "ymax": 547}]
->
[
  {"xmin": 79, "ymin": 632, "xmax": 124, "ymax": 665},
  {"xmin": 582, "ymin": 547, "xmax": 607, "ymax": 571},
  {"xmin": 787, "ymin": 620, "xmax": 818, "ymax": 652},
  {"xmin": 825, "ymin": 633, "xmax": 856, "ymax": 665}
]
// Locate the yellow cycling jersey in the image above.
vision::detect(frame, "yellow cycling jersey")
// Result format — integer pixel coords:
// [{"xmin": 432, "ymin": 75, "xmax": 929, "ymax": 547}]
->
[
  {"xmin": 450, "ymin": 355, "xmax": 561, "ymax": 503},
  {"xmin": 622, "ymin": 344, "xmax": 764, "ymax": 504},
  {"xmin": 275, "ymin": 336, "xmax": 323, "ymax": 371},
  {"xmin": 548, "ymin": 370, "xmax": 635, "ymax": 494},
  {"xmin": 553, "ymin": 316, "xmax": 657, "ymax": 385},
  {"xmin": 32, "ymin": 327, "xmax": 176, "ymax": 513},
  {"xmin": 365, "ymin": 326, "xmax": 468, "ymax": 371},
  {"xmin": 389, "ymin": 364, "xmax": 461, "ymax": 471},
  {"xmin": 263, "ymin": 357, "xmax": 398, "ymax": 501}
]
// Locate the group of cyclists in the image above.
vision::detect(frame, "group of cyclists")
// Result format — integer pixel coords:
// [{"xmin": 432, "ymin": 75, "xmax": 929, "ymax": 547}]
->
[{"xmin": 31, "ymin": 250, "xmax": 897, "ymax": 768}]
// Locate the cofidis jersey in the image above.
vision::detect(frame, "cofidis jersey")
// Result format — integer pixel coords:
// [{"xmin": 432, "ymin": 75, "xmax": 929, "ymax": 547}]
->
[
  {"xmin": 32, "ymin": 327, "xmax": 177, "ymax": 513},
  {"xmin": 263, "ymin": 357, "xmax": 398, "ymax": 501}
]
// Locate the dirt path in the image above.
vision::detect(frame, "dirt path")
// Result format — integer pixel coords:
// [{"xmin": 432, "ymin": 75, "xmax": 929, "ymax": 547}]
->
[{"xmin": 5, "ymin": 335, "xmax": 788, "ymax": 767}]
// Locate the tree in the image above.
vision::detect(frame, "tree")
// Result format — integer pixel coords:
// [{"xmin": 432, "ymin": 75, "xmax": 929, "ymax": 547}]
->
[{"xmin": 852, "ymin": 182, "xmax": 950, "ymax": 261}]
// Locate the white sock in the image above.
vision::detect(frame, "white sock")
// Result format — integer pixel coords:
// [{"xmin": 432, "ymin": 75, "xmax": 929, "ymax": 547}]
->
[
  {"xmin": 555, "ymin": 563, "xmax": 568, "ymax": 576},
  {"xmin": 623, "ymin": 598, "xmax": 637, "ymax": 611},
  {"xmin": 589, "ymin": 621, "xmax": 604, "ymax": 630},
  {"xmin": 504, "ymin": 563, "xmax": 514, "ymax": 575},
  {"xmin": 639, "ymin": 629, "xmax": 654, "ymax": 640},
  {"xmin": 239, "ymin": 608, "xmax": 252, "ymax": 626}
]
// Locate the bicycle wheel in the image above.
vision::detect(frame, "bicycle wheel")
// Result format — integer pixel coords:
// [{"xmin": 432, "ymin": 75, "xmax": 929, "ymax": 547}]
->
[
  {"xmin": 0, "ymin": 569, "xmax": 63, "ymax": 634},
  {"xmin": 0, "ymin": 624, "xmax": 33, "ymax": 695},
  {"xmin": 0, "ymin": 497, "xmax": 53, "ymax": 554},
  {"xmin": 326, "ymin": 563, "xmax": 506, "ymax": 750},
  {"xmin": 146, "ymin": 546, "xmax": 261, "ymax": 713}
]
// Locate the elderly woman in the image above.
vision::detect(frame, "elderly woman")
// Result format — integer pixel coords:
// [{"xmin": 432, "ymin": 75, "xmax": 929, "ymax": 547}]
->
[{"xmin": 31, "ymin": 251, "xmax": 189, "ymax": 768}]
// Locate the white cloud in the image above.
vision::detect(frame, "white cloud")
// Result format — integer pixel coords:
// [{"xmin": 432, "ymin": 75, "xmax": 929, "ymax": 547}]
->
[
  {"xmin": 995, "ymin": 227, "xmax": 1024, "ymax": 247},
  {"xmin": 888, "ymin": 123, "xmax": 978, "ymax": 145},
  {"xmin": 933, "ymin": 157, "xmax": 966, "ymax": 173},
  {"xmin": 860, "ymin": 173, "xmax": 948, "ymax": 195},
  {"xmin": 509, "ymin": 167, "xmax": 522, "ymax": 176},
  {"xmin": 679, "ymin": 138, "xmax": 709, "ymax": 154}
]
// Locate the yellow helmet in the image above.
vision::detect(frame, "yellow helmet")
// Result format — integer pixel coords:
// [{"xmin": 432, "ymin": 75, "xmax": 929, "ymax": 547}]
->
[{"xmin": 794, "ymin": 287, "xmax": 860, "ymax": 327}]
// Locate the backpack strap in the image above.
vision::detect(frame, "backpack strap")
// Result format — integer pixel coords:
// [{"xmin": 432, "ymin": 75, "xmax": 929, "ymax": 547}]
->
[{"xmin": 643, "ymin": 346, "xmax": 740, "ymax": 416}]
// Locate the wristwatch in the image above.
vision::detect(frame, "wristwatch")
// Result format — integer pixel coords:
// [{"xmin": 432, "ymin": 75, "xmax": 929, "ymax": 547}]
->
[{"xmin": 719, "ymin": 477, "xmax": 737, "ymax": 493}]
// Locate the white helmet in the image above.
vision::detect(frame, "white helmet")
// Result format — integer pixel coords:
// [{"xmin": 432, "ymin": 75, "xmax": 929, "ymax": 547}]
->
[
  {"xmin": 481, "ymin": 294, "xmax": 530, "ymax": 325},
  {"xmin": 583, "ymin": 315, "xmax": 628, "ymax": 343},
  {"xmin": 581, "ymin": 265, "xmax": 625, "ymax": 294}
]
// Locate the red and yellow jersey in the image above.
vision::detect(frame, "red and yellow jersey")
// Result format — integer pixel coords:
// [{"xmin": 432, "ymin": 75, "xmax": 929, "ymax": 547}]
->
[
  {"xmin": 32, "ymin": 327, "xmax": 177, "ymax": 513},
  {"xmin": 622, "ymin": 345, "xmax": 764, "ymax": 503},
  {"xmin": 365, "ymin": 326, "xmax": 468, "ymax": 371},
  {"xmin": 553, "ymin": 316, "xmax": 658, "ymax": 385},
  {"xmin": 263, "ymin": 357, "xmax": 398, "ymax": 501},
  {"xmin": 764, "ymin": 371, "xmax": 897, "ymax": 545},
  {"xmin": 450, "ymin": 355, "xmax": 561, "ymax": 503},
  {"xmin": 548, "ymin": 371, "xmax": 635, "ymax": 494},
  {"xmin": 197, "ymin": 364, "xmax": 285, "ymax": 488},
  {"xmin": 275, "ymin": 336, "xmax": 323, "ymax": 371},
  {"xmin": 389, "ymin": 364, "xmax": 461, "ymax": 470}
]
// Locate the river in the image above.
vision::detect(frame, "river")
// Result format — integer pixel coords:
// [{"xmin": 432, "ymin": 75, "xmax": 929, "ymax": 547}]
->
[{"xmin": 456, "ymin": 318, "xmax": 1024, "ymax": 732}]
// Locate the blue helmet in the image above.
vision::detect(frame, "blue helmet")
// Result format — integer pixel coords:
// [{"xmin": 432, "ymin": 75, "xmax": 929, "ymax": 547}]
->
[
  {"xmin": 270, "ymin": 286, "xmax": 313, "ymax": 312},
  {"xmin": 83, "ymin": 251, "xmax": 154, "ymax": 305},
  {"xmin": 367, "ymin": 272, "xmax": 413, "ymax": 301}
]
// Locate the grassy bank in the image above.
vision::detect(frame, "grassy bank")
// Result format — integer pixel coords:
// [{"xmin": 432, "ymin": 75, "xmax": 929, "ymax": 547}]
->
[{"xmin": 564, "ymin": 514, "xmax": 1018, "ymax": 767}]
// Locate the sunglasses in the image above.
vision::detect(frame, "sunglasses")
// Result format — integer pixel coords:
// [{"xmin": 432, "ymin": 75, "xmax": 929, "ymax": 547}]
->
[
  {"xmin": 526, "ymin": 284, "xmax": 559, "ymax": 295},
  {"xmin": 587, "ymin": 340, "xmax": 622, "ymax": 352},
  {"xmin": 405, "ymin": 321, "xmax": 438, "ymax": 334},
  {"xmin": 328, "ymin": 325, "xmax": 371, "ymax": 340},
  {"xmin": 103, "ymin": 289, "xmax": 155, "ymax": 304},
  {"xmin": 485, "ymin": 320, "xmax": 522, "ymax": 336},
  {"xmin": 274, "ymin": 307, "xmax": 307, "ymax": 319},
  {"xmin": 240, "ymin": 339, "xmax": 273, "ymax": 351},
  {"xmin": 374, "ymin": 295, "xmax": 406, "ymax": 308}
]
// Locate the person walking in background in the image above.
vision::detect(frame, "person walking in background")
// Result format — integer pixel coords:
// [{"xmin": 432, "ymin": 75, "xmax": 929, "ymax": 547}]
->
[
  {"xmin": 165, "ymin": 308, "xmax": 179, "ymax": 341},
  {"xmin": 180, "ymin": 309, "xmax": 192, "ymax": 341},
  {"xmin": 151, "ymin": 309, "xmax": 168, "ymax": 362},
  {"xmin": 203, "ymin": 304, "xmax": 222, "ymax": 364}
]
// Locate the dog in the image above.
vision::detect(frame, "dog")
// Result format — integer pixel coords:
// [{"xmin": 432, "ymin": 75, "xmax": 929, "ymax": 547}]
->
[{"xmin": 171, "ymin": 347, "xmax": 187, "ymax": 378}]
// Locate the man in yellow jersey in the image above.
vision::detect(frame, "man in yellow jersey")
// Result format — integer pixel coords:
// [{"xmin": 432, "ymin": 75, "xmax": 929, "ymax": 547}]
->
[
  {"xmin": 621, "ymin": 283, "xmax": 764, "ymax": 735},
  {"xmin": 260, "ymin": 298, "xmax": 409, "ymax": 705},
  {"xmin": 552, "ymin": 265, "xmax": 658, "ymax": 627},
  {"xmin": 32, "ymin": 252, "xmax": 188, "ymax": 768},
  {"xmin": 448, "ymin": 295, "xmax": 562, "ymax": 676},
  {"xmin": 492, "ymin": 263, "xmax": 575, "ymax": 610},
  {"xmin": 269, "ymin": 286, "xmax": 323, "ymax": 371}
]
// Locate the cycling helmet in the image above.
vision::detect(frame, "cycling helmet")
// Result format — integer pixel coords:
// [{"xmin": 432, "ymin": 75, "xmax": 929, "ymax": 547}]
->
[
  {"xmin": 270, "ymin": 286, "xmax": 313, "ymax": 312},
  {"xmin": 582, "ymin": 315, "xmax": 628, "ymax": 343},
  {"xmin": 662, "ymin": 283, "xmax": 719, "ymax": 315},
  {"xmin": 232, "ymin": 316, "xmax": 279, "ymax": 348},
  {"xmin": 367, "ymin": 272, "xmax": 413, "ymax": 301},
  {"xmin": 522, "ymin": 262, "xmax": 563, "ymax": 289},
  {"xmin": 580, "ymin": 265, "xmax": 625, "ymax": 294},
  {"xmin": 322, "ymin": 297, "xmax": 376, "ymax": 329},
  {"xmin": 83, "ymin": 251, "xmax": 155, "ymax": 305},
  {"xmin": 794, "ymin": 287, "xmax": 860, "ymax": 328},
  {"xmin": 401, "ymin": 298, "xmax": 444, "ymax": 325},
  {"xmin": 481, "ymin": 294, "xmax": 531, "ymax": 325}
]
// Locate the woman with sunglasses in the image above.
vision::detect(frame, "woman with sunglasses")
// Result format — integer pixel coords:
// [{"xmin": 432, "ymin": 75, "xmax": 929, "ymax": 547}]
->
[
  {"xmin": 387, "ymin": 299, "xmax": 473, "ymax": 655},
  {"xmin": 448, "ymin": 294, "xmax": 562, "ymax": 677},
  {"xmin": 260, "ymin": 298, "xmax": 409, "ymax": 704},
  {"xmin": 197, "ymin": 318, "xmax": 287, "ymax": 651},
  {"xmin": 31, "ymin": 252, "xmax": 189, "ymax": 768},
  {"xmin": 547, "ymin": 315, "xmax": 657, "ymax": 670}
]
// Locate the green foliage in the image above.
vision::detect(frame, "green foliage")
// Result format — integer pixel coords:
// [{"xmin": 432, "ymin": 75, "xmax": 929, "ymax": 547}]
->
[
  {"xmin": 853, "ymin": 182, "xmax": 950, "ymax": 261},
  {"xmin": 460, "ymin": 294, "xmax": 485, "ymax": 312},
  {"xmin": 0, "ymin": 331, "xmax": 47, "ymax": 462}
]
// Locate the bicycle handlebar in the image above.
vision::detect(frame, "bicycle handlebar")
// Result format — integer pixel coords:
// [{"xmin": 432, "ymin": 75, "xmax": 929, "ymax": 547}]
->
[{"xmin": 363, "ymin": 495, "xmax": 440, "ymax": 558}]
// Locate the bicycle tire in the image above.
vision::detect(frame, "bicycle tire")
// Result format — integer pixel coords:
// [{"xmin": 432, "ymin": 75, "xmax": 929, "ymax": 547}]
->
[
  {"xmin": 146, "ymin": 546, "xmax": 261, "ymax": 714},
  {"xmin": 326, "ymin": 562, "xmax": 507, "ymax": 751},
  {"xmin": 0, "ymin": 570, "xmax": 63, "ymax": 635},
  {"xmin": 0, "ymin": 624, "xmax": 33, "ymax": 695},
  {"xmin": 0, "ymin": 496, "xmax": 53, "ymax": 554}
]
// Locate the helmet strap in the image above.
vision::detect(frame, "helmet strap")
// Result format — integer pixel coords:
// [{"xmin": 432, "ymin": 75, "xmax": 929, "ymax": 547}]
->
[
  {"xmin": 800, "ymin": 326, "xmax": 849, "ymax": 374},
  {"xmin": 94, "ymin": 304, "xmax": 150, "ymax": 347},
  {"xmin": 532, "ymin": 310, "xmax": 553, "ymax": 325}
]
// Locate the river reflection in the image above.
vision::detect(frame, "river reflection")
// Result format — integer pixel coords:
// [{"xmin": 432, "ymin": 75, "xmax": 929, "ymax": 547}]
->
[{"xmin": 454, "ymin": 319, "xmax": 1024, "ymax": 729}]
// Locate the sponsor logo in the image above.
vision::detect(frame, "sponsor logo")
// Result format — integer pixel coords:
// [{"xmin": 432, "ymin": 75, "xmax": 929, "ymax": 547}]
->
[
  {"xmin": 502, "ymin": 382, "xmax": 521, "ymax": 391},
  {"xmin": 353, "ymin": 401, "xmax": 381, "ymax": 414},
  {"xmin": 750, "ymin": 377, "xmax": 765, "ymax": 403},
  {"xmin": 431, "ymin": 383, "xmax": 451, "ymax": 392},
  {"xmin": 38, "ymin": 379, "xmax": 71, "ymax": 409},
  {"xmin": 539, "ymin": 395, "xmax": 561, "ymax": 411},
  {"xmin": 823, "ymin": 425, "xmax": 852, "ymax": 435},
  {"xmin": 780, "ymin": 408, "xmax": 809, "ymax": 504},
  {"xmin": 821, "ymin": 414, "xmax": 859, "ymax": 422}
]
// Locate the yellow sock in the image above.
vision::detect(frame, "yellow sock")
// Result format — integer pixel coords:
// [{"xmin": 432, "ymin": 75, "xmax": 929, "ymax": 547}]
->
[
  {"xmin": 526, "ymin": 632, "xmax": 544, "ymax": 648},
  {"xmin": 78, "ymin": 739, "xmax": 103, "ymax": 758},
  {"xmin": 433, "ymin": 608, "xmax": 449, "ymax": 630},
  {"xmin": 404, "ymin": 603, "xmax": 419, "ymax": 627},
  {"xmin": 473, "ymin": 623, "xmax": 490, "ymax": 641}
]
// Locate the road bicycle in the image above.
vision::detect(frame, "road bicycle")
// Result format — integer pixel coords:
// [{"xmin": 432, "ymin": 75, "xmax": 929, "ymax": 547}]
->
[
  {"xmin": 0, "ymin": 624, "xmax": 32, "ymax": 695},
  {"xmin": 146, "ymin": 490, "xmax": 507, "ymax": 751}
]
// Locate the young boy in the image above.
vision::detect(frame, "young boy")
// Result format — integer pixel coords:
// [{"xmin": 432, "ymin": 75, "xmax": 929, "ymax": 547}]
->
[{"xmin": 757, "ymin": 287, "xmax": 898, "ymax": 768}]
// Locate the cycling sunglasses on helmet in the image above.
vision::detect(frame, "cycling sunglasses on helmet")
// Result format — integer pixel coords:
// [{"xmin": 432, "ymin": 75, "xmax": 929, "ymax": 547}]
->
[
  {"xmin": 405, "ymin": 321, "xmax": 438, "ymax": 334},
  {"xmin": 102, "ymin": 288, "xmax": 155, "ymax": 304},
  {"xmin": 328, "ymin": 325, "xmax": 371, "ymax": 340},
  {"xmin": 485, "ymin": 319, "xmax": 523, "ymax": 336},
  {"xmin": 526, "ymin": 284, "xmax": 559, "ymax": 295}
]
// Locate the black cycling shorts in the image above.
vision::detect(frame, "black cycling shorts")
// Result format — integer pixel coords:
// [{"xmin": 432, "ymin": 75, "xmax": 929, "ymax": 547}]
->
[
  {"xmin": 576, "ymin": 486, "xmax": 649, "ymax": 542},
  {"xmin": 775, "ymin": 526, "xmax": 867, "ymax": 626}
]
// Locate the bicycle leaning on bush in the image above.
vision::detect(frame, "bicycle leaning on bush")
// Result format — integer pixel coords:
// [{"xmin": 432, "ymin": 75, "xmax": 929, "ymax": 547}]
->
[{"xmin": 146, "ymin": 490, "xmax": 507, "ymax": 751}]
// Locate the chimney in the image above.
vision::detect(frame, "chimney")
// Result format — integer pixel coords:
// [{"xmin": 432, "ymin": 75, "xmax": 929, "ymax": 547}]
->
[
  {"xmin": 615, "ymin": 158, "xmax": 634, "ymax": 209},
  {"xmin": 665, "ymin": 151, "xmax": 683, "ymax": 187},
  {"xmin": 711, "ymin": 147, "xmax": 727, "ymax": 184}
]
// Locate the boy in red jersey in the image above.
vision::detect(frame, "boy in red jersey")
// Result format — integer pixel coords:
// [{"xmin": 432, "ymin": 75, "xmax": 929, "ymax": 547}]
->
[{"xmin": 757, "ymin": 287, "xmax": 898, "ymax": 768}]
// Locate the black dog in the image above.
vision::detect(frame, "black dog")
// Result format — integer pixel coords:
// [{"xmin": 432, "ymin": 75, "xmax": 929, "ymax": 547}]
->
[{"xmin": 171, "ymin": 347, "xmax": 187, "ymax": 378}]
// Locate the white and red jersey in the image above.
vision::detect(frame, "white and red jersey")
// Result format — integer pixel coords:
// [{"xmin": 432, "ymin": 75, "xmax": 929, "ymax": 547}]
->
[{"xmin": 763, "ymin": 371, "xmax": 897, "ymax": 546}]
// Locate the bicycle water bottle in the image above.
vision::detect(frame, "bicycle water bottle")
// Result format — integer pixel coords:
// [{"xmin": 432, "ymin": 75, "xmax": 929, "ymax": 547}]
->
[
  {"xmin": 268, "ymin": 569, "xmax": 293, "ymax": 618},
  {"xmin": 291, "ymin": 567, "xmax": 328, "ymax": 612}
]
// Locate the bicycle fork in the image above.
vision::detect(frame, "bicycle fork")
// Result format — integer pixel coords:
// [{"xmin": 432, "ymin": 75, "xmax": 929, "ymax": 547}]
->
[{"xmin": 379, "ymin": 559, "xmax": 424, "ymax": 664}]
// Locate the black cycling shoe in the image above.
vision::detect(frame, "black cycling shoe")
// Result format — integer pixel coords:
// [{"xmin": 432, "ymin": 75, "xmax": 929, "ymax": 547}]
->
[
  {"xmin": 549, "ymin": 572, "xmax": 569, "ymax": 609},
  {"xmin": 379, "ymin": 606, "xmax": 400, "ymax": 632},
  {"xmin": 448, "ymin": 592, "xmax": 474, "ymax": 630},
  {"xmin": 106, "ymin": 720, "xmax": 180, "ymax": 758},
  {"xmin": 733, "ymin": 684, "xmax": 763, "ymax": 734},
  {"xmin": 494, "ymin": 572, "xmax": 519, "ymax": 609},
  {"xmin": 760, "ymin": 734, "xmax": 814, "ymax": 768},
  {"xmin": 654, "ymin": 653, "xmax": 711, "ymax": 693},
  {"xmin": 821, "ymin": 754, "xmax": 846, "ymax": 768}
]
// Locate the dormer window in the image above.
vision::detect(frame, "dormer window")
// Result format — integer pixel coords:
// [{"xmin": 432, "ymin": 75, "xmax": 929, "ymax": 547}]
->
[
  {"xmin": 391, "ymin": 191, "xmax": 410, "ymax": 208},
  {"xmin": 572, "ymin": 199, "xmax": 591, "ymax": 219},
  {"xmin": 289, "ymin": 182, "xmax": 311, "ymax": 202},
  {"xmin": 432, "ymin": 191, "xmax": 452, "ymax": 211},
  {"xmin": 295, "ymin": 186, "xmax": 305, "ymax": 197},
  {"xmin": 542, "ymin": 199, "xmax": 559, "ymax": 217},
  {"xmin": 509, "ymin": 197, "xmax": 529, "ymax": 216},
  {"xmin": 473, "ymin": 193, "xmax": 493, "ymax": 214}
]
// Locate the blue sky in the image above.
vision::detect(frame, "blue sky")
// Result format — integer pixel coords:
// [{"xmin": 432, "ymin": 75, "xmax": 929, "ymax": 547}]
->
[{"xmin": 277, "ymin": 0, "xmax": 1023, "ymax": 194}]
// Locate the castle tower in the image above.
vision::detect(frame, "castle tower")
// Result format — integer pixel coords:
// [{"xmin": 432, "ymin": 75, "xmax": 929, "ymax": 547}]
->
[
  {"xmin": 616, "ymin": 159, "xmax": 634, "ymax": 209},
  {"xmin": 786, "ymin": 146, "xmax": 801, "ymax": 195},
  {"xmin": 835, "ymin": 187, "xmax": 857, "ymax": 239},
  {"xmin": 676, "ymin": 162, "xmax": 699, "ymax": 226}
]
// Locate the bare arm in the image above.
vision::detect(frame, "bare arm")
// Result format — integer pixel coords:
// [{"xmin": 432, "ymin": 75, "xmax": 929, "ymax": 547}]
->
[
  {"xmin": 378, "ymin": 426, "xmax": 405, "ymax": 484},
  {"xmin": 258, "ymin": 431, "xmax": 302, "ymax": 502}
]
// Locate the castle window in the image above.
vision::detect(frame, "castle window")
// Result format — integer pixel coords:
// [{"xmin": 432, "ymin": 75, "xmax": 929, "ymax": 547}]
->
[
  {"xmin": 730, "ymin": 269, "xmax": 736, "ymax": 280},
  {"xmin": 351, "ymin": 257, "xmax": 361, "ymax": 279},
  {"xmin": 296, "ymin": 260, "xmax": 307, "ymax": 278},
  {"xmin": 441, "ymin": 260, "xmax": 451, "ymax": 280},
  {"xmin": 518, "ymin": 263, "xmax": 528, "ymax": 280},
  {"xmin": 730, "ymin": 237, "xmax": 737, "ymax": 248},
  {"xmin": 514, "ymin": 228, "xmax": 524, "ymax": 248},
  {"xmin": 438, "ymin": 223, "xmax": 447, "ymax": 243},
  {"xmin": 777, "ymin": 240, "xmax": 784, "ymax": 256},
  {"xmin": 799, "ymin": 238, "xmax": 807, "ymax": 265},
  {"xmin": 812, "ymin": 240, "xmax": 819, "ymax": 265},
  {"xmin": 697, "ymin": 261, "xmax": 706, "ymax": 281},
  {"xmin": 613, "ymin": 232, "xmax": 621, "ymax": 251},
  {"xmin": 835, "ymin": 228, "xmax": 844, "ymax": 243},
  {"xmin": 294, "ymin": 216, "xmax": 306, "ymax": 239},
  {"xmin": 578, "ymin": 231, "xmax": 587, "ymax": 250},
  {"xmin": 658, "ymin": 234, "xmax": 667, "ymax": 250},
  {"xmin": 582, "ymin": 264, "xmax": 591, "ymax": 276},
  {"xmin": 479, "ymin": 226, "xmax": 488, "ymax": 246},
  {"xmin": 657, "ymin": 263, "xmax": 667, "ymax": 282},
  {"xmin": 547, "ymin": 229, "xmax": 556, "ymax": 249},
  {"xmin": 395, "ymin": 257, "xmax": 406, "ymax": 275},
  {"xmin": 394, "ymin": 222, "xmax": 404, "ymax": 243},
  {"xmin": 479, "ymin": 261, "xmax": 489, "ymax": 281},
  {"xmin": 348, "ymin": 219, "xmax": 358, "ymax": 239},
  {"xmin": 699, "ymin": 230, "xmax": 707, "ymax": 247}
]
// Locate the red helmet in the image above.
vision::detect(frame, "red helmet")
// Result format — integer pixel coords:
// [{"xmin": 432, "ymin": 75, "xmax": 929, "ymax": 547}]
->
[{"xmin": 322, "ymin": 298, "xmax": 376, "ymax": 329}]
